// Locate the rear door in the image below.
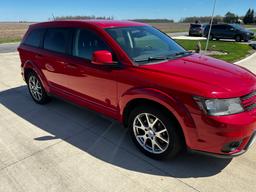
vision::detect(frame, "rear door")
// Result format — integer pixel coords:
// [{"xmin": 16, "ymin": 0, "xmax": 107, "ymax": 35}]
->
[
  {"xmin": 40, "ymin": 28, "xmax": 73, "ymax": 91},
  {"xmin": 212, "ymin": 25, "xmax": 223, "ymax": 38},
  {"xmin": 224, "ymin": 25, "xmax": 236, "ymax": 39}
]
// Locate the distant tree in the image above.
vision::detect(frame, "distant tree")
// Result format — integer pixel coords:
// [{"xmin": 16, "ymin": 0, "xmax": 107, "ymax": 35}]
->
[
  {"xmin": 223, "ymin": 12, "xmax": 239, "ymax": 23},
  {"xmin": 132, "ymin": 19, "xmax": 174, "ymax": 23},
  {"xmin": 180, "ymin": 16, "xmax": 223, "ymax": 23},
  {"xmin": 243, "ymin": 9, "xmax": 254, "ymax": 24},
  {"xmin": 251, "ymin": 9, "xmax": 255, "ymax": 23}
]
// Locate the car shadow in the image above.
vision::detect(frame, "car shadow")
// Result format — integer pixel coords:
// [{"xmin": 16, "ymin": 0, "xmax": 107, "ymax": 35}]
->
[{"xmin": 0, "ymin": 86, "xmax": 232, "ymax": 178}]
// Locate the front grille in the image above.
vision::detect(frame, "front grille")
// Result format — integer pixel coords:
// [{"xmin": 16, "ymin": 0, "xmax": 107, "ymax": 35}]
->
[{"xmin": 241, "ymin": 91, "xmax": 256, "ymax": 111}]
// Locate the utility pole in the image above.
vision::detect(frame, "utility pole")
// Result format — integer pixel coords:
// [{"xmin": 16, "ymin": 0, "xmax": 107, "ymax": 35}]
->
[{"xmin": 205, "ymin": 0, "xmax": 217, "ymax": 52}]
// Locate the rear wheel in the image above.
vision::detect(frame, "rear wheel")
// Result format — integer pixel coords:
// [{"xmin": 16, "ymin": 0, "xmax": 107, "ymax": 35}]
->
[
  {"xmin": 128, "ymin": 105, "xmax": 182, "ymax": 159},
  {"xmin": 235, "ymin": 35, "xmax": 242, "ymax": 42},
  {"xmin": 27, "ymin": 72, "xmax": 50, "ymax": 104},
  {"xmin": 244, "ymin": 36, "xmax": 249, "ymax": 42},
  {"xmin": 209, "ymin": 34, "xmax": 214, "ymax": 41}
]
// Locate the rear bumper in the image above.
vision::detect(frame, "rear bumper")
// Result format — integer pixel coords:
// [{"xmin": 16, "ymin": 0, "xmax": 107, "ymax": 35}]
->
[
  {"xmin": 187, "ymin": 111, "xmax": 256, "ymax": 157},
  {"xmin": 189, "ymin": 30, "xmax": 203, "ymax": 36}
]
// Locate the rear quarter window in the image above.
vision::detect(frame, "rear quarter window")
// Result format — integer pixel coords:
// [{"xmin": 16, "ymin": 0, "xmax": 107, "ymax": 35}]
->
[
  {"xmin": 43, "ymin": 28, "xmax": 71, "ymax": 54},
  {"xmin": 190, "ymin": 24, "xmax": 201, "ymax": 28},
  {"xmin": 23, "ymin": 28, "xmax": 45, "ymax": 47}
]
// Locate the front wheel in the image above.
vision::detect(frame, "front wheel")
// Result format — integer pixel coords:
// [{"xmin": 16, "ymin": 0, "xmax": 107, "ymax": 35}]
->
[
  {"xmin": 128, "ymin": 106, "xmax": 182, "ymax": 159},
  {"xmin": 27, "ymin": 72, "xmax": 50, "ymax": 104}
]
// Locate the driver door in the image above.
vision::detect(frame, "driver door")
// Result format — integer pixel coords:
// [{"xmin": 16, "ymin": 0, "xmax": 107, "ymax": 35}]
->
[{"xmin": 64, "ymin": 29, "xmax": 118, "ymax": 113}]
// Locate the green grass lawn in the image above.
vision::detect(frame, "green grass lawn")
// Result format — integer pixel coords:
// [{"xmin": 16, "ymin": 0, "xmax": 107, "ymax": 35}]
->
[
  {"xmin": 175, "ymin": 39, "xmax": 253, "ymax": 63},
  {"xmin": 0, "ymin": 37, "xmax": 21, "ymax": 44}
]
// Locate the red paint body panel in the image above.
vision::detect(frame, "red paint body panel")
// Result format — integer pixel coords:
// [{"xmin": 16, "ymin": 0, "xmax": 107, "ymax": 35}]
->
[{"xmin": 18, "ymin": 20, "xmax": 256, "ymax": 156}]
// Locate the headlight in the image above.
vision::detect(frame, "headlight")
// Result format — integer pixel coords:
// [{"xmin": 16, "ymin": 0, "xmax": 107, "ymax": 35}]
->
[{"xmin": 194, "ymin": 97, "xmax": 244, "ymax": 116}]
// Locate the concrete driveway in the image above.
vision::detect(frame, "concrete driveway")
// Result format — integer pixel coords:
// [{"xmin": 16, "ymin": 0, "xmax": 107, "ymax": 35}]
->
[
  {"xmin": 0, "ymin": 52, "xmax": 255, "ymax": 192},
  {"xmin": 0, "ymin": 43, "xmax": 19, "ymax": 53}
]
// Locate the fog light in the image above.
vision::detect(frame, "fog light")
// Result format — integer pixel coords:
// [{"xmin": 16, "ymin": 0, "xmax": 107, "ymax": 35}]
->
[{"xmin": 222, "ymin": 141, "xmax": 242, "ymax": 153}]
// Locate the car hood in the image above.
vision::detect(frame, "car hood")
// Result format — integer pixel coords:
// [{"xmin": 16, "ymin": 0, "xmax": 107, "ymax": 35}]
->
[
  {"xmin": 241, "ymin": 29, "xmax": 254, "ymax": 34},
  {"xmin": 140, "ymin": 54, "xmax": 256, "ymax": 98}
]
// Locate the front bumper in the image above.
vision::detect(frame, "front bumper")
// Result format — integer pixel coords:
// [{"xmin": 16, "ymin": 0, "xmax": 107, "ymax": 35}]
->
[
  {"xmin": 245, "ymin": 33, "xmax": 255, "ymax": 40},
  {"xmin": 190, "ymin": 131, "xmax": 256, "ymax": 158},
  {"xmin": 188, "ymin": 111, "xmax": 256, "ymax": 157}
]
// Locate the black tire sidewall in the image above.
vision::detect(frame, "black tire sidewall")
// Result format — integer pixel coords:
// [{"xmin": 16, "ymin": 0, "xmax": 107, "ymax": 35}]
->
[
  {"xmin": 235, "ymin": 35, "xmax": 241, "ymax": 42},
  {"xmin": 27, "ymin": 72, "xmax": 49, "ymax": 104},
  {"xmin": 128, "ymin": 105, "xmax": 181, "ymax": 159},
  {"xmin": 209, "ymin": 34, "xmax": 214, "ymax": 40}
]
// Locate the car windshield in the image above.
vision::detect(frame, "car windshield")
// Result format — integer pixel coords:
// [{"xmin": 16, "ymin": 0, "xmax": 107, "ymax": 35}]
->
[
  {"xmin": 105, "ymin": 26, "xmax": 189, "ymax": 64},
  {"xmin": 231, "ymin": 24, "xmax": 245, "ymax": 30}
]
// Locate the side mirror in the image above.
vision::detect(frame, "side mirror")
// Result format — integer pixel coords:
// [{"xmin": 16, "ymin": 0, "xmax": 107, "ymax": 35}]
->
[{"xmin": 92, "ymin": 50, "xmax": 113, "ymax": 65}]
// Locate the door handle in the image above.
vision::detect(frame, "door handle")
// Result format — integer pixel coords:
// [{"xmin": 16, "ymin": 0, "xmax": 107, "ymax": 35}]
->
[
  {"xmin": 57, "ymin": 60, "xmax": 67, "ymax": 65},
  {"xmin": 35, "ymin": 54, "xmax": 43, "ymax": 59},
  {"xmin": 66, "ymin": 63, "xmax": 78, "ymax": 69}
]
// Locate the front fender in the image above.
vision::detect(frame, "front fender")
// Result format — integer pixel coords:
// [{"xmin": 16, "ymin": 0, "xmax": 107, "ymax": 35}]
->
[
  {"xmin": 23, "ymin": 60, "xmax": 50, "ymax": 93},
  {"xmin": 119, "ymin": 87, "xmax": 196, "ymax": 147}
]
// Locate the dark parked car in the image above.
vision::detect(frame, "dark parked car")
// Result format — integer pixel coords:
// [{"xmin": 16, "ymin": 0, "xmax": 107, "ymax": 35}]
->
[
  {"xmin": 204, "ymin": 24, "xmax": 254, "ymax": 42},
  {"xmin": 189, "ymin": 23, "xmax": 206, "ymax": 36}
]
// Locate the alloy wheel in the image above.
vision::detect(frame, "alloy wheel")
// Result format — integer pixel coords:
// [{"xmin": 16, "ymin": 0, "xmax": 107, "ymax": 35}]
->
[
  {"xmin": 28, "ymin": 75, "xmax": 43, "ymax": 101},
  {"xmin": 133, "ymin": 113, "xmax": 169, "ymax": 154}
]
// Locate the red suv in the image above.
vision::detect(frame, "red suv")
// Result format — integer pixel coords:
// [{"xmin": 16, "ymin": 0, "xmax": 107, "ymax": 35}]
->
[{"xmin": 18, "ymin": 20, "xmax": 256, "ymax": 159}]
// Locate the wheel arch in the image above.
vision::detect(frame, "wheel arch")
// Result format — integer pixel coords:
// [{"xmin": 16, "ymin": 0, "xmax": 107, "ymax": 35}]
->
[
  {"xmin": 23, "ymin": 60, "xmax": 50, "ymax": 92},
  {"xmin": 120, "ymin": 88, "xmax": 196, "ymax": 146}
]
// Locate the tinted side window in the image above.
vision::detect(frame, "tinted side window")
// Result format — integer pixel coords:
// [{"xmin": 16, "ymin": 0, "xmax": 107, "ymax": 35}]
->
[
  {"xmin": 191, "ymin": 24, "xmax": 201, "ymax": 28},
  {"xmin": 217, "ymin": 25, "xmax": 226, "ymax": 30},
  {"xmin": 226, "ymin": 25, "xmax": 233, "ymax": 30},
  {"xmin": 44, "ymin": 28, "xmax": 70, "ymax": 54},
  {"xmin": 23, "ymin": 28, "xmax": 45, "ymax": 47},
  {"xmin": 212, "ymin": 25, "xmax": 220, "ymax": 30},
  {"xmin": 73, "ymin": 29, "xmax": 110, "ymax": 60}
]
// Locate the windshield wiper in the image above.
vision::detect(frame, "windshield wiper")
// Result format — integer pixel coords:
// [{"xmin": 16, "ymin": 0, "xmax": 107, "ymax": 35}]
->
[
  {"xmin": 167, "ymin": 51, "xmax": 192, "ymax": 59},
  {"xmin": 176, "ymin": 51, "xmax": 191, "ymax": 56},
  {"xmin": 134, "ymin": 56, "xmax": 167, "ymax": 63},
  {"xmin": 134, "ymin": 51, "xmax": 192, "ymax": 63}
]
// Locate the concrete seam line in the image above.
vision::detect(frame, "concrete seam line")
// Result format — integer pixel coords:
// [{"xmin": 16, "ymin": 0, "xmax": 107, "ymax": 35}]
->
[
  {"xmin": 80, "ymin": 127, "xmax": 201, "ymax": 192},
  {"xmin": 0, "ymin": 128, "xmax": 88, "ymax": 173},
  {"xmin": 235, "ymin": 52, "xmax": 256, "ymax": 64}
]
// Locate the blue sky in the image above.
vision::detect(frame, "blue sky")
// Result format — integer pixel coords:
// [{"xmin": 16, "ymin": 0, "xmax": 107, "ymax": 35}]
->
[{"xmin": 0, "ymin": 0, "xmax": 255, "ymax": 22}]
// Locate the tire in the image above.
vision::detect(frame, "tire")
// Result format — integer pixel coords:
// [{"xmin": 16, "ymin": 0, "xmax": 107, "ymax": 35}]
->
[
  {"xmin": 128, "ymin": 105, "xmax": 182, "ymax": 159},
  {"xmin": 27, "ymin": 71, "xmax": 50, "ymax": 104},
  {"xmin": 209, "ymin": 34, "xmax": 214, "ymax": 41},
  {"xmin": 235, "ymin": 35, "xmax": 241, "ymax": 42},
  {"xmin": 244, "ymin": 37, "xmax": 249, "ymax": 42}
]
